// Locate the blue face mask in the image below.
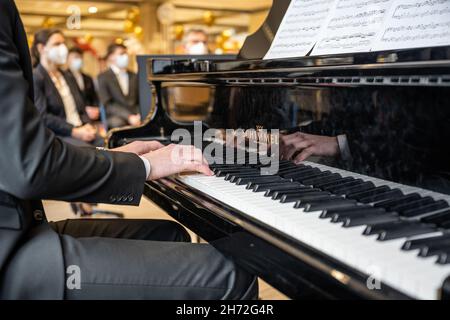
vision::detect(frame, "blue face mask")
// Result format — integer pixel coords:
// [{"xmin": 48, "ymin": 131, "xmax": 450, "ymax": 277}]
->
[
  {"xmin": 70, "ymin": 58, "xmax": 83, "ymax": 72},
  {"xmin": 115, "ymin": 54, "xmax": 129, "ymax": 69}
]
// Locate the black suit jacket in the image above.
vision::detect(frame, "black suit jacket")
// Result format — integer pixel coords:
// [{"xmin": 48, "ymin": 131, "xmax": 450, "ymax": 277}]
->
[
  {"xmin": 66, "ymin": 70, "xmax": 99, "ymax": 107},
  {"xmin": 97, "ymin": 68, "xmax": 139, "ymax": 121},
  {"xmin": 33, "ymin": 64, "xmax": 91, "ymax": 136},
  {"xmin": 0, "ymin": 0, "xmax": 146, "ymax": 299}
]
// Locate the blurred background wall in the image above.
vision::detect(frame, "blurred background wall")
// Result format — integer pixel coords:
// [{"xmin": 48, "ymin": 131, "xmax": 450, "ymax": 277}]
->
[{"xmin": 18, "ymin": 0, "xmax": 271, "ymax": 76}]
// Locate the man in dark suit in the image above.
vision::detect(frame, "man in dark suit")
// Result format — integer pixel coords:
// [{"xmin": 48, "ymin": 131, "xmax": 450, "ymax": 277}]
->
[
  {"xmin": 0, "ymin": 0, "xmax": 256, "ymax": 300},
  {"xmin": 97, "ymin": 43, "xmax": 141, "ymax": 129},
  {"xmin": 66, "ymin": 47, "xmax": 100, "ymax": 122}
]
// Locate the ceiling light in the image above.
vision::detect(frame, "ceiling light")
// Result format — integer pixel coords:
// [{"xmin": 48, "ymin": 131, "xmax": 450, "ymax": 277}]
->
[{"xmin": 88, "ymin": 6, "xmax": 98, "ymax": 14}]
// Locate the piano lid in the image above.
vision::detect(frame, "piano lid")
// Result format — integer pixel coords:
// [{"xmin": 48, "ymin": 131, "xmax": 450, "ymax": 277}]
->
[{"xmin": 148, "ymin": 0, "xmax": 450, "ymax": 77}]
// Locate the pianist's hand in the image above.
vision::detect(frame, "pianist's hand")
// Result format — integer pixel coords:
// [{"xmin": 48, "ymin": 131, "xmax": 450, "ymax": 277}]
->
[
  {"xmin": 112, "ymin": 141, "xmax": 165, "ymax": 156},
  {"xmin": 280, "ymin": 132, "xmax": 339, "ymax": 164},
  {"xmin": 142, "ymin": 144, "xmax": 213, "ymax": 180}
]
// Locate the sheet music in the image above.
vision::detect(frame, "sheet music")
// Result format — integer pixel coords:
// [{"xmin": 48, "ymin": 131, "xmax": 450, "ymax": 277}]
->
[
  {"xmin": 372, "ymin": 0, "xmax": 450, "ymax": 51},
  {"xmin": 311, "ymin": 0, "xmax": 395, "ymax": 55},
  {"xmin": 263, "ymin": 0, "xmax": 336, "ymax": 60}
]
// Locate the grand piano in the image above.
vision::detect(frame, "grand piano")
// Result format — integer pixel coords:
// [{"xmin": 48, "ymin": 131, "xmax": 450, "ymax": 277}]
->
[{"xmin": 109, "ymin": 0, "xmax": 450, "ymax": 300}]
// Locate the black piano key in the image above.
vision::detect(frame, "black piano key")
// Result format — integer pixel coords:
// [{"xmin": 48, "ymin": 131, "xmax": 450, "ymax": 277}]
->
[
  {"xmin": 215, "ymin": 167, "xmax": 256, "ymax": 177},
  {"xmin": 363, "ymin": 221, "xmax": 414, "ymax": 236},
  {"xmin": 278, "ymin": 161, "xmax": 304, "ymax": 170},
  {"xmin": 315, "ymin": 176, "xmax": 355, "ymax": 189},
  {"xmin": 404, "ymin": 201, "xmax": 449, "ymax": 218},
  {"xmin": 225, "ymin": 171, "xmax": 260, "ymax": 181},
  {"xmin": 283, "ymin": 168, "xmax": 321, "ymax": 180},
  {"xmin": 359, "ymin": 189, "xmax": 404, "ymax": 204},
  {"xmin": 294, "ymin": 196, "xmax": 345, "ymax": 209},
  {"xmin": 335, "ymin": 182, "xmax": 376, "ymax": 196},
  {"xmin": 293, "ymin": 171, "xmax": 333, "ymax": 183},
  {"xmin": 421, "ymin": 209, "xmax": 450, "ymax": 227},
  {"xmin": 305, "ymin": 199, "xmax": 357, "ymax": 212},
  {"xmin": 364, "ymin": 221, "xmax": 436, "ymax": 241},
  {"xmin": 324, "ymin": 179, "xmax": 364, "ymax": 193},
  {"xmin": 320, "ymin": 205, "xmax": 375, "ymax": 219},
  {"xmin": 280, "ymin": 192, "xmax": 331, "ymax": 204},
  {"xmin": 437, "ymin": 250, "xmax": 450, "ymax": 265},
  {"xmin": 390, "ymin": 197, "xmax": 435, "ymax": 216},
  {"xmin": 346, "ymin": 186, "xmax": 391, "ymax": 201},
  {"xmin": 402, "ymin": 234, "xmax": 450, "ymax": 251},
  {"xmin": 278, "ymin": 165, "xmax": 312, "ymax": 175},
  {"xmin": 250, "ymin": 182, "xmax": 300, "ymax": 192},
  {"xmin": 330, "ymin": 207, "xmax": 387, "ymax": 220},
  {"xmin": 236, "ymin": 176, "xmax": 285, "ymax": 185},
  {"xmin": 271, "ymin": 189, "xmax": 323, "ymax": 200},
  {"xmin": 418, "ymin": 240, "xmax": 450, "ymax": 257},
  {"xmin": 228, "ymin": 172, "xmax": 269, "ymax": 183},
  {"xmin": 374, "ymin": 193, "xmax": 422, "ymax": 211},
  {"xmin": 339, "ymin": 213, "xmax": 400, "ymax": 228},
  {"xmin": 302, "ymin": 173, "xmax": 342, "ymax": 187}
]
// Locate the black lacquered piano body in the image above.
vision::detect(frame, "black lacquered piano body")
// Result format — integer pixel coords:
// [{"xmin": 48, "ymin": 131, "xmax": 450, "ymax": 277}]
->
[{"xmin": 108, "ymin": 2, "xmax": 450, "ymax": 300}]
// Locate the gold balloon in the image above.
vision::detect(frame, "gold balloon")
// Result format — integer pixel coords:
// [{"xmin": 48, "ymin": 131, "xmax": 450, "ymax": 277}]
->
[
  {"xmin": 27, "ymin": 35, "xmax": 35, "ymax": 48},
  {"xmin": 124, "ymin": 19, "xmax": 134, "ymax": 33},
  {"xmin": 134, "ymin": 25, "xmax": 143, "ymax": 39},
  {"xmin": 221, "ymin": 29, "xmax": 233, "ymax": 40},
  {"xmin": 203, "ymin": 11, "xmax": 215, "ymax": 26},
  {"xmin": 173, "ymin": 25, "xmax": 184, "ymax": 41},
  {"xmin": 215, "ymin": 35, "xmax": 224, "ymax": 45},
  {"xmin": 127, "ymin": 7, "xmax": 140, "ymax": 23},
  {"xmin": 84, "ymin": 33, "xmax": 93, "ymax": 44},
  {"xmin": 41, "ymin": 17, "xmax": 55, "ymax": 28}
]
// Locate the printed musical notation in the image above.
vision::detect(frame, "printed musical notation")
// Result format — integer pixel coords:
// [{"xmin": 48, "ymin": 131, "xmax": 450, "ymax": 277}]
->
[
  {"xmin": 264, "ymin": 0, "xmax": 336, "ymax": 60},
  {"xmin": 264, "ymin": 0, "xmax": 450, "ymax": 59},
  {"xmin": 311, "ymin": 0, "xmax": 395, "ymax": 55},
  {"xmin": 372, "ymin": 0, "xmax": 450, "ymax": 51}
]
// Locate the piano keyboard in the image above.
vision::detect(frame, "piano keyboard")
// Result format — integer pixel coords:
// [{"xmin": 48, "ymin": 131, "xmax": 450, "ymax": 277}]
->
[{"xmin": 178, "ymin": 160, "xmax": 450, "ymax": 300}]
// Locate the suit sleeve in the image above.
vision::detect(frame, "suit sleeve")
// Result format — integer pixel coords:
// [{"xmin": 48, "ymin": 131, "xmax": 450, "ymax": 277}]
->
[
  {"xmin": 33, "ymin": 70, "xmax": 74, "ymax": 136},
  {"xmin": 0, "ymin": 2, "xmax": 146, "ymax": 205},
  {"xmin": 85, "ymin": 75, "xmax": 99, "ymax": 106},
  {"xmin": 97, "ymin": 74, "xmax": 133, "ymax": 121}
]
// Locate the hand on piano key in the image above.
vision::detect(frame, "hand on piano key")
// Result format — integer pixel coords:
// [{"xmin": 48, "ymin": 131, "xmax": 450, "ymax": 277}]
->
[
  {"xmin": 280, "ymin": 132, "xmax": 340, "ymax": 163},
  {"xmin": 142, "ymin": 144, "xmax": 213, "ymax": 181}
]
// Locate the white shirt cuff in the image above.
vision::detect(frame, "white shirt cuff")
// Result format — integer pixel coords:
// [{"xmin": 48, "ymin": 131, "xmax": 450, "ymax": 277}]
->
[
  {"xmin": 139, "ymin": 156, "xmax": 151, "ymax": 180},
  {"xmin": 337, "ymin": 134, "xmax": 352, "ymax": 161}
]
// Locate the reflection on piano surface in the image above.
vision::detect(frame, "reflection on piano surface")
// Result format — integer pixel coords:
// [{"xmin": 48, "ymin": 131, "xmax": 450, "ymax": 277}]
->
[{"xmin": 109, "ymin": 0, "xmax": 450, "ymax": 300}]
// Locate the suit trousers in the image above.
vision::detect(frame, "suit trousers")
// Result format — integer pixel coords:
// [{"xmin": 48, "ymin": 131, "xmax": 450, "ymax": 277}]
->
[{"xmin": 49, "ymin": 219, "xmax": 258, "ymax": 300}]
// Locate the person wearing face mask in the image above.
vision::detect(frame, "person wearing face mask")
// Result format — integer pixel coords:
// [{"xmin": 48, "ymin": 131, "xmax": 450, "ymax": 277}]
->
[
  {"xmin": 183, "ymin": 29, "xmax": 210, "ymax": 55},
  {"xmin": 31, "ymin": 29, "xmax": 102, "ymax": 147},
  {"xmin": 66, "ymin": 47, "xmax": 100, "ymax": 123},
  {"xmin": 97, "ymin": 43, "xmax": 141, "ymax": 129}
]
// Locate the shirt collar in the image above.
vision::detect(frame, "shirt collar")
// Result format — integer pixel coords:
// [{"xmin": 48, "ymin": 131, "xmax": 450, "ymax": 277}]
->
[{"xmin": 110, "ymin": 65, "xmax": 127, "ymax": 76}]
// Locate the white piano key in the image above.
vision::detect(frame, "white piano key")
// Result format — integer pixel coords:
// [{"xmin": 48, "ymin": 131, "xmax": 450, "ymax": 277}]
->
[{"xmin": 179, "ymin": 166, "xmax": 450, "ymax": 299}]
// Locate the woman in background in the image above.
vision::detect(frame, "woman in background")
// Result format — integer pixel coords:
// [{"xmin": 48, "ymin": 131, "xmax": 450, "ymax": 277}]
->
[{"xmin": 31, "ymin": 29, "xmax": 102, "ymax": 147}]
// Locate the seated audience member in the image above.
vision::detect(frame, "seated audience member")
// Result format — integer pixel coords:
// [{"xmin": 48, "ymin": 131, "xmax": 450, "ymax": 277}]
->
[
  {"xmin": 97, "ymin": 43, "xmax": 141, "ymax": 129},
  {"xmin": 66, "ymin": 47, "xmax": 100, "ymax": 123},
  {"xmin": 31, "ymin": 29, "xmax": 102, "ymax": 147},
  {"xmin": 183, "ymin": 29, "xmax": 210, "ymax": 55}
]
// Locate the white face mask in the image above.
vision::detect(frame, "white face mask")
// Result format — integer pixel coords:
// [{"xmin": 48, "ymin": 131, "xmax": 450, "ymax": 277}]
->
[
  {"xmin": 115, "ymin": 54, "xmax": 129, "ymax": 69},
  {"xmin": 46, "ymin": 44, "xmax": 68, "ymax": 65},
  {"xmin": 69, "ymin": 58, "xmax": 83, "ymax": 72},
  {"xmin": 187, "ymin": 42, "xmax": 208, "ymax": 55}
]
